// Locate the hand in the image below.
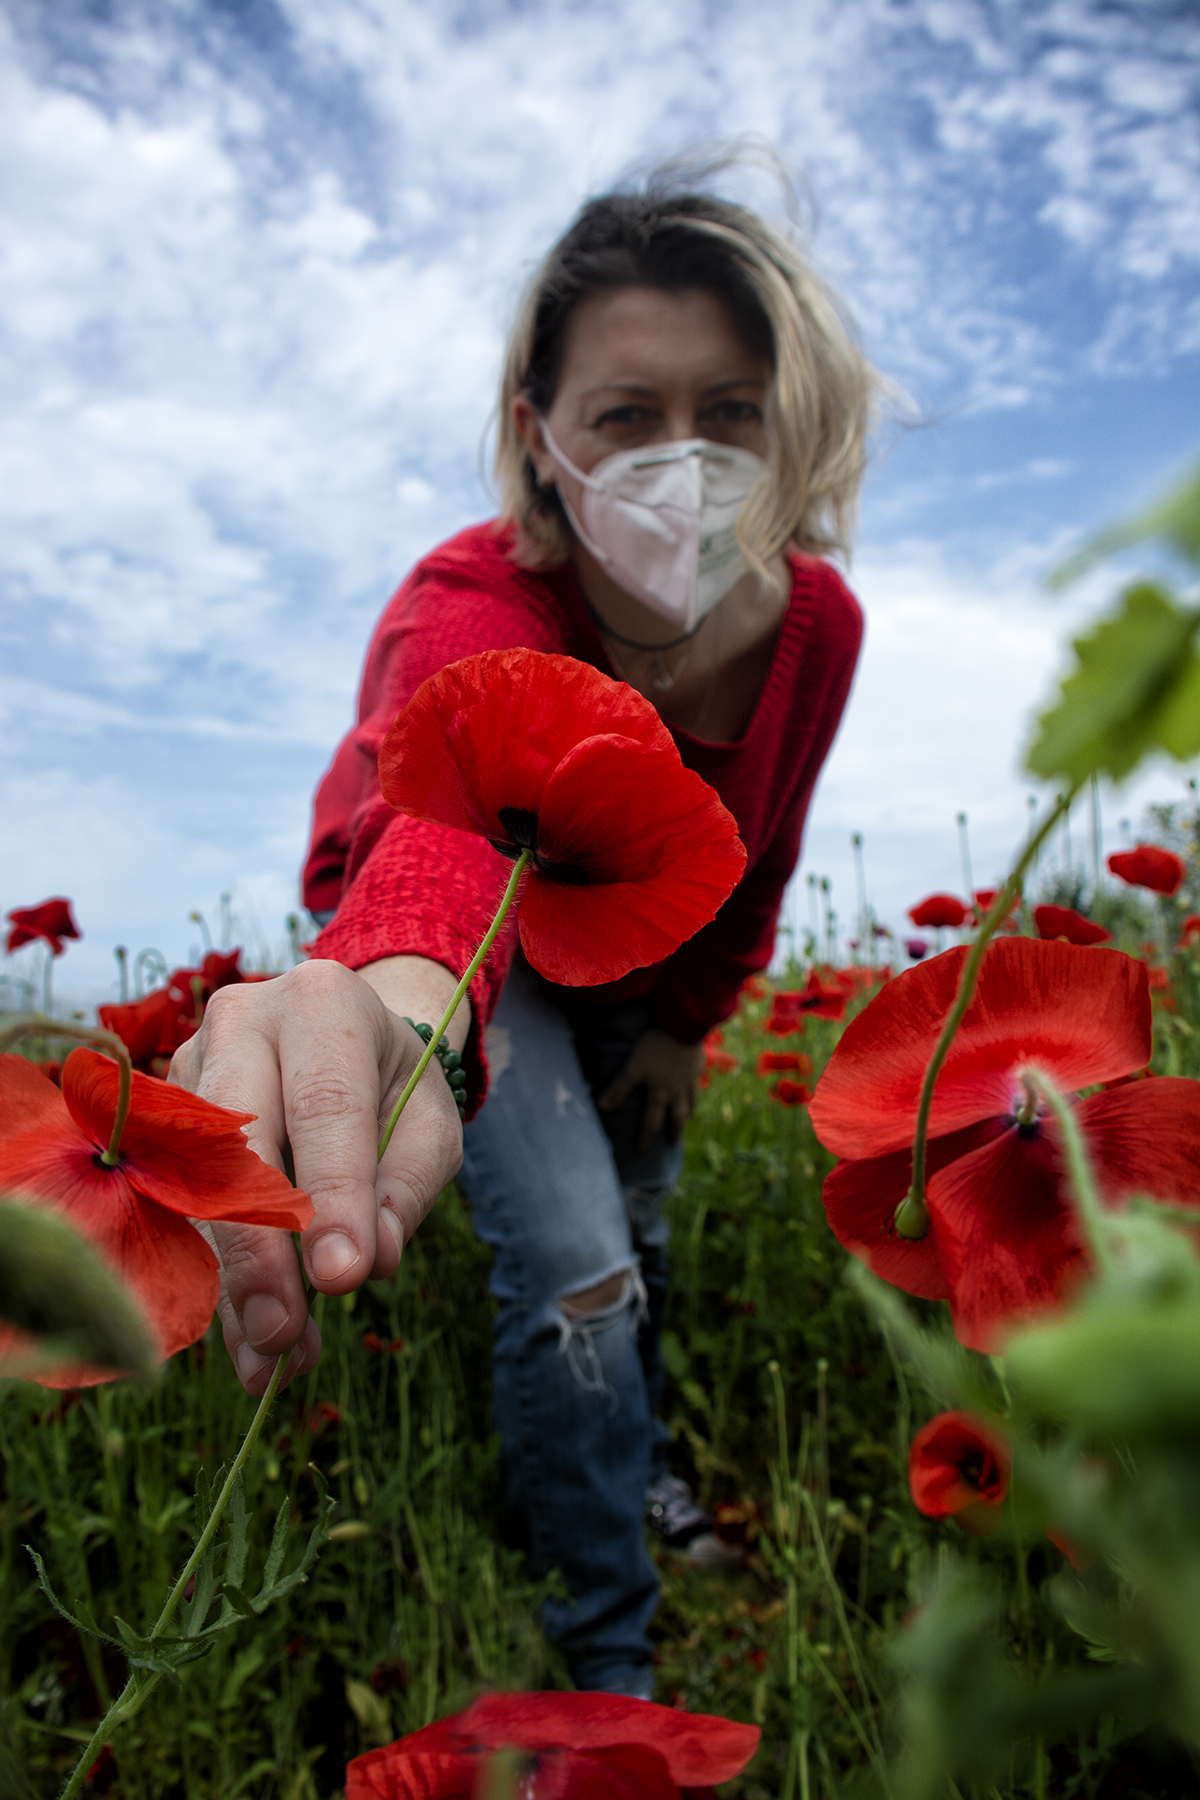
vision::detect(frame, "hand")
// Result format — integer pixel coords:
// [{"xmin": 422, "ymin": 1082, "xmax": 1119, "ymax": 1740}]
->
[
  {"xmin": 597, "ymin": 1026, "xmax": 706, "ymax": 1150},
  {"xmin": 169, "ymin": 957, "xmax": 466, "ymax": 1396}
]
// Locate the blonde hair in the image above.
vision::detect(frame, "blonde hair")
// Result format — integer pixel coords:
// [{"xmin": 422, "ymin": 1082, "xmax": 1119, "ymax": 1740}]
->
[{"xmin": 495, "ymin": 171, "xmax": 887, "ymax": 577}]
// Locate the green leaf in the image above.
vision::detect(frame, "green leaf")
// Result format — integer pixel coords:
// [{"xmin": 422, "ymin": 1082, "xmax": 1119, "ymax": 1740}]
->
[
  {"xmin": 220, "ymin": 1583, "xmax": 257, "ymax": 1619},
  {"xmin": 1155, "ymin": 648, "xmax": 1200, "ymax": 762},
  {"xmin": 183, "ymin": 1542, "xmax": 219, "ymax": 1639},
  {"xmin": 224, "ymin": 1471, "xmax": 249, "ymax": 1593},
  {"xmin": 0, "ymin": 1198, "xmax": 156, "ymax": 1379},
  {"xmin": 1026, "ymin": 583, "xmax": 1200, "ymax": 784},
  {"xmin": 1049, "ymin": 459, "xmax": 1200, "ymax": 585},
  {"xmin": 26, "ymin": 1551, "xmax": 121, "ymax": 1652},
  {"xmin": 260, "ymin": 1497, "xmax": 291, "ymax": 1591}
]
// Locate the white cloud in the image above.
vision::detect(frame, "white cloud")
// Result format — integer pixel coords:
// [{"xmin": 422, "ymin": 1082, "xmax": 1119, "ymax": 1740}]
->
[{"xmin": 0, "ymin": 0, "xmax": 1196, "ymax": 993}]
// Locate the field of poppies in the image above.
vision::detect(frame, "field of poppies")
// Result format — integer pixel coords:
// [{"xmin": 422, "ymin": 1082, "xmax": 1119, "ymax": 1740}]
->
[{"xmin": 2, "ymin": 467, "xmax": 1200, "ymax": 1799}]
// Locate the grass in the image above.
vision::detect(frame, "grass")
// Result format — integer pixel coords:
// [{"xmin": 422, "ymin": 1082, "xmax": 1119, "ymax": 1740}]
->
[{"xmin": 2, "ymin": 840, "xmax": 1198, "ymax": 1796}]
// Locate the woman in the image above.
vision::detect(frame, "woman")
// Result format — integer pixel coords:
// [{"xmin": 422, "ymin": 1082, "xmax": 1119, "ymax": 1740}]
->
[{"xmin": 173, "ymin": 176, "xmax": 881, "ymax": 1699}]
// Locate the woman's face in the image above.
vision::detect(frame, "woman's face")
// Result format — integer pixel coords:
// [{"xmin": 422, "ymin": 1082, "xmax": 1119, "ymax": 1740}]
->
[{"xmin": 514, "ymin": 285, "xmax": 772, "ymax": 503}]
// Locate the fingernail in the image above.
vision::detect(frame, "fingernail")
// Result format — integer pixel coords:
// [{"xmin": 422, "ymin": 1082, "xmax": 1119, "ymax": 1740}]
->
[
  {"xmin": 242, "ymin": 1293, "xmax": 289, "ymax": 1349},
  {"xmin": 309, "ymin": 1231, "xmax": 360, "ymax": 1284},
  {"xmin": 235, "ymin": 1342, "xmax": 273, "ymax": 1387}
]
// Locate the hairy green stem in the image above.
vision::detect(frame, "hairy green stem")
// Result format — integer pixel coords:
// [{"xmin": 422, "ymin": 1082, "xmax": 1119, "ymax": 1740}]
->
[
  {"xmin": 1022, "ymin": 1065, "xmax": 1115, "ymax": 1275},
  {"xmin": 0, "ymin": 1017, "xmax": 133, "ymax": 1165},
  {"xmin": 897, "ymin": 788, "xmax": 1079, "ymax": 1237},
  {"xmin": 377, "ymin": 849, "xmax": 532, "ymax": 1161},
  {"xmin": 57, "ymin": 1349, "xmax": 289, "ymax": 1800}
]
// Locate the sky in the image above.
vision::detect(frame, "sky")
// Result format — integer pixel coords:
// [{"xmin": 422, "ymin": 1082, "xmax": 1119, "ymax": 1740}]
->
[{"xmin": 1, "ymin": 0, "xmax": 1198, "ymax": 1008}]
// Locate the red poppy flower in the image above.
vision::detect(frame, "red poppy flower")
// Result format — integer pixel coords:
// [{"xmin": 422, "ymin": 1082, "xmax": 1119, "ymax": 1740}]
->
[
  {"xmin": 757, "ymin": 1051, "xmax": 812, "ymax": 1077},
  {"xmin": 908, "ymin": 894, "xmax": 969, "ymax": 930},
  {"xmin": 346, "ymin": 1691, "xmax": 760, "ymax": 1800},
  {"xmin": 5, "ymin": 897, "xmax": 81, "ymax": 956},
  {"xmin": 808, "ymin": 938, "xmax": 1200, "ymax": 1349},
  {"xmin": 0, "ymin": 1050, "xmax": 313, "ymax": 1387},
  {"xmin": 765, "ymin": 969, "xmax": 847, "ymax": 1032},
  {"xmin": 98, "ymin": 986, "xmax": 199, "ymax": 1068},
  {"xmin": 1181, "ymin": 914, "xmax": 1200, "ymax": 942},
  {"xmin": 378, "ymin": 649, "xmax": 746, "ymax": 987},
  {"xmin": 705, "ymin": 1047, "xmax": 738, "ymax": 1075},
  {"xmin": 1034, "ymin": 904, "xmax": 1111, "ymax": 946},
  {"xmin": 1108, "ymin": 845, "xmax": 1186, "ymax": 895},
  {"xmin": 772, "ymin": 1079, "xmax": 810, "ymax": 1107},
  {"xmin": 909, "ymin": 1411, "xmax": 1010, "ymax": 1535}
]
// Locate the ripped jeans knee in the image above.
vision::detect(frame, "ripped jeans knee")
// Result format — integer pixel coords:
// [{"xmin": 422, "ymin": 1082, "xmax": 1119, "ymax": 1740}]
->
[{"xmin": 555, "ymin": 1264, "xmax": 648, "ymax": 1404}]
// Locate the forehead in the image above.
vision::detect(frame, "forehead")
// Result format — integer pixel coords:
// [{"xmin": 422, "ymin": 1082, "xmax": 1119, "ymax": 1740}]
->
[{"xmin": 556, "ymin": 285, "xmax": 770, "ymax": 390}]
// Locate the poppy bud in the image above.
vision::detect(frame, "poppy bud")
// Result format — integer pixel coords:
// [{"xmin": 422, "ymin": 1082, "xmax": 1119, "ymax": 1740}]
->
[{"xmin": 894, "ymin": 1191, "xmax": 930, "ymax": 1240}]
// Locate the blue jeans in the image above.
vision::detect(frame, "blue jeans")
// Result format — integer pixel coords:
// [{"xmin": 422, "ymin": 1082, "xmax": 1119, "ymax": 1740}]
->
[{"xmin": 458, "ymin": 953, "xmax": 683, "ymax": 1697}]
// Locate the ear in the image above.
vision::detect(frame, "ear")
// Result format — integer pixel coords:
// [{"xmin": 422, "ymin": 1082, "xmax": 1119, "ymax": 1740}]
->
[{"xmin": 512, "ymin": 397, "xmax": 556, "ymax": 488}]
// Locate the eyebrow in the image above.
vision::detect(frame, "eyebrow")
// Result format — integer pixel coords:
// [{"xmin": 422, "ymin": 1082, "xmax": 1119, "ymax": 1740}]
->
[{"xmin": 579, "ymin": 376, "xmax": 767, "ymax": 400}]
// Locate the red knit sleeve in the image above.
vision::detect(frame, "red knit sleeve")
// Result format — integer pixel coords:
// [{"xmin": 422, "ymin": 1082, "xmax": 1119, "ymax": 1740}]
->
[{"xmin": 303, "ymin": 525, "xmax": 573, "ymax": 1116}]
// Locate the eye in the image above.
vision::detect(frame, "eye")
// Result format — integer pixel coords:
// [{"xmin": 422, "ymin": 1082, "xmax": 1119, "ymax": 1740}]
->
[
  {"xmin": 703, "ymin": 399, "xmax": 762, "ymax": 424},
  {"xmin": 592, "ymin": 404, "xmax": 657, "ymax": 428}
]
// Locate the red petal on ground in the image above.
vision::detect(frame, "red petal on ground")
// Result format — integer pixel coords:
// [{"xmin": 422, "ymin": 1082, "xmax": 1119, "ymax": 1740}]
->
[
  {"xmin": 1033, "ymin": 904, "xmax": 1111, "ymax": 946},
  {"xmin": 809, "ymin": 938, "xmax": 1150, "ymax": 1160},
  {"xmin": 518, "ymin": 739, "xmax": 745, "ymax": 986},
  {"xmin": 1107, "ymin": 845, "xmax": 1186, "ymax": 895},
  {"xmin": 1077, "ymin": 1077, "xmax": 1200, "ymax": 1209},
  {"xmin": 927, "ymin": 1123, "xmax": 1089, "ymax": 1352},
  {"xmin": 355, "ymin": 1695, "xmax": 759, "ymax": 1791},
  {"xmin": 379, "ymin": 649, "xmax": 674, "ymax": 843},
  {"xmin": 908, "ymin": 893, "xmax": 968, "ymax": 929},
  {"xmin": 60, "ymin": 1050, "xmax": 313, "ymax": 1229},
  {"xmin": 908, "ymin": 1411, "xmax": 1011, "ymax": 1518},
  {"xmin": 820, "ymin": 1118, "xmax": 1009, "ymax": 1302}
]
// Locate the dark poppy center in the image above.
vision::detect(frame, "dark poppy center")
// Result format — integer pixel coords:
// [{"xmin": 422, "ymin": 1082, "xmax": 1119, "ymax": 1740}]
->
[
  {"xmin": 1014, "ymin": 1118, "xmax": 1042, "ymax": 1141},
  {"xmin": 491, "ymin": 806, "xmax": 591, "ymax": 887},
  {"xmin": 959, "ymin": 1450, "xmax": 986, "ymax": 1489}
]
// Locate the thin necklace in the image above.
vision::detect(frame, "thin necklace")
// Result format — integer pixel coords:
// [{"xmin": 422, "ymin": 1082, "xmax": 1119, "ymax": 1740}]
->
[{"xmin": 584, "ymin": 597, "xmax": 708, "ymax": 693}]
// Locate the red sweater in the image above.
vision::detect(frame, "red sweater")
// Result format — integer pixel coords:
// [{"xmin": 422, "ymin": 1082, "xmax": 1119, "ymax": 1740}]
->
[{"xmin": 304, "ymin": 521, "xmax": 862, "ymax": 1116}]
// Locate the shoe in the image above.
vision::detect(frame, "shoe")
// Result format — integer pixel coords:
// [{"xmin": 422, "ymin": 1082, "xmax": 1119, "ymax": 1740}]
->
[{"xmin": 645, "ymin": 1474, "xmax": 745, "ymax": 1569}]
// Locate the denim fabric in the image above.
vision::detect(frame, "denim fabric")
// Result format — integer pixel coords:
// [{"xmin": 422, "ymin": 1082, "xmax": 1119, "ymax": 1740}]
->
[{"xmin": 458, "ymin": 953, "xmax": 684, "ymax": 1698}]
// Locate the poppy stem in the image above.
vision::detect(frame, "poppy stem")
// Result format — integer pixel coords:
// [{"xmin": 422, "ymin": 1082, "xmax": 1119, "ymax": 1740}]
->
[
  {"xmin": 56, "ymin": 1349, "xmax": 290, "ymax": 1800},
  {"xmin": 0, "ymin": 1017, "xmax": 133, "ymax": 1166},
  {"xmin": 898, "ymin": 789, "xmax": 1079, "ymax": 1236},
  {"xmin": 1021, "ymin": 1066, "xmax": 1115, "ymax": 1276},
  {"xmin": 376, "ymin": 848, "xmax": 533, "ymax": 1162}
]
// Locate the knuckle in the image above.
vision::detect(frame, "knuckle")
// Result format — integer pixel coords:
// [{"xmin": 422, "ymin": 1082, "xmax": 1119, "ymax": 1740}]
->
[
  {"xmin": 287, "ymin": 955, "xmax": 359, "ymax": 1007},
  {"xmin": 288, "ymin": 1077, "xmax": 373, "ymax": 1128}
]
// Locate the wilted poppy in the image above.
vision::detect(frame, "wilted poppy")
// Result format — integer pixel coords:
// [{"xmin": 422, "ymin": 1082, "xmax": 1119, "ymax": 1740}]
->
[
  {"xmin": 908, "ymin": 894, "xmax": 969, "ymax": 930},
  {"xmin": 1108, "ymin": 845, "xmax": 1186, "ymax": 896},
  {"xmin": 0, "ymin": 1051, "xmax": 313, "ymax": 1386},
  {"xmin": 909, "ymin": 1411, "xmax": 1011, "ymax": 1535},
  {"xmin": 345, "ymin": 1691, "xmax": 760, "ymax": 1800},
  {"xmin": 808, "ymin": 938, "xmax": 1200, "ymax": 1350},
  {"xmin": 6, "ymin": 898, "xmax": 81, "ymax": 956},
  {"xmin": 772, "ymin": 1079, "xmax": 810, "ymax": 1107},
  {"xmin": 757, "ymin": 1051, "xmax": 812, "ymax": 1077},
  {"xmin": 379, "ymin": 648, "xmax": 746, "ymax": 987},
  {"xmin": 1033, "ymin": 904, "xmax": 1111, "ymax": 947}
]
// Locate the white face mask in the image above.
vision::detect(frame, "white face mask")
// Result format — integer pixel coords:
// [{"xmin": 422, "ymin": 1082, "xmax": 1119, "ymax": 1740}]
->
[{"xmin": 541, "ymin": 423, "xmax": 765, "ymax": 634}]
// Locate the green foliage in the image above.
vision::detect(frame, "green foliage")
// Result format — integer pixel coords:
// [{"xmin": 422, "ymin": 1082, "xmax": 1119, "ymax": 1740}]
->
[
  {"xmin": 0, "ymin": 1200, "xmax": 156, "ymax": 1381},
  {"xmin": 1026, "ymin": 583, "xmax": 1200, "ymax": 784}
]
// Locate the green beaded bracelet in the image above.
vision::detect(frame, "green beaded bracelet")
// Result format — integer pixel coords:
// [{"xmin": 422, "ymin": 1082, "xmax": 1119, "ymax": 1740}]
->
[{"xmin": 402, "ymin": 1018, "xmax": 468, "ymax": 1120}]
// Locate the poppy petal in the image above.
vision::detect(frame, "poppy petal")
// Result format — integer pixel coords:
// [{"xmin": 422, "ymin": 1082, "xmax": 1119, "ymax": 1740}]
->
[
  {"xmin": 0, "ymin": 1053, "xmax": 71, "ymax": 1136},
  {"xmin": 820, "ymin": 1118, "xmax": 1010, "ymax": 1302},
  {"xmin": 0, "ymin": 1142, "xmax": 218, "ymax": 1387},
  {"xmin": 449, "ymin": 1692, "xmax": 760, "ymax": 1786},
  {"xmin": 926, "ymin": 1124, "xmax": 1088, "ymax": 1352},
  {"xmin": 1077, "ymin": 1076, "xmax": 1200, "ymax": 1208},
  {"xmin": 809, "ymin": 939, "xmax": 1151, "ymax": 1160},
  {"xmin": 379, "ymin": 649, "xmax": 674, "ymax": 843},
  {"xmin": 60, "ymin": 1050, "xmax": 313, "ymax": 1229}
]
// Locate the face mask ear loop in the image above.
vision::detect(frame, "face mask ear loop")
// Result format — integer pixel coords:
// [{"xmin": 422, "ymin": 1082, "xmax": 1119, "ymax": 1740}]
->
[{"xmin": 538, "ymin": 420, "xmax": 614, "ymax": 570}]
